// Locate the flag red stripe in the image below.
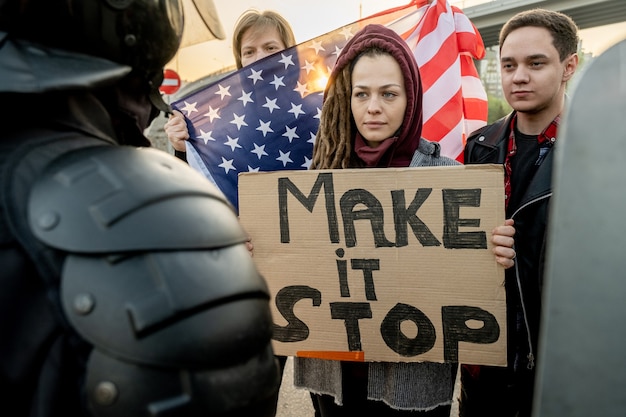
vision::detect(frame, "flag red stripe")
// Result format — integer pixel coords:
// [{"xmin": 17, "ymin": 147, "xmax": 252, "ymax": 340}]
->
[
  {"xmin": 418, "ymin": 34, "xmax": 458, "ymax": 89},
  {"xmin": 423, "ymin": 91, "xmax": 464, "ymax": 136},
  {"xmin": 464, "ymin": 97, "xmax": 489, "ymax": 120}
]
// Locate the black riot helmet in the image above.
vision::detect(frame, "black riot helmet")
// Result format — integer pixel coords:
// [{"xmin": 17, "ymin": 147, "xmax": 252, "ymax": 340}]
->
[
  {"xmin": 0, "ymin": 0, "xmax": 183, "ymax": 75},
  {"xmin": 0, "ymin": 0, "xmax": 183, "ymax": 112}
]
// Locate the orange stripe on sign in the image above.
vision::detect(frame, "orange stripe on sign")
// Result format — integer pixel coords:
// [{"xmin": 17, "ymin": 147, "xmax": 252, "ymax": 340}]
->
[{"xmin": 296, "ymin": 351, "xmax": 365, "ymax": 362}]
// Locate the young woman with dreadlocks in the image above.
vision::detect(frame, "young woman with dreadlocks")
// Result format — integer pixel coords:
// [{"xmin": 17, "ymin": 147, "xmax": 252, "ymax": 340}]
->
[{"xmin": 293, "ymin": 24, "xmax": 517, "ymax": 417}]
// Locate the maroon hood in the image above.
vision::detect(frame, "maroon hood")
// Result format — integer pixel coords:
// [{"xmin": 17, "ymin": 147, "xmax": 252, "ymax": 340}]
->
[{"xmin": 326, "ymin": 23, "xmax": 423, "ymax": 167}]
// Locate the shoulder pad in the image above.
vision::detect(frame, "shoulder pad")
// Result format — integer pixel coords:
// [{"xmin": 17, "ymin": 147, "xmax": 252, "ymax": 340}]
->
[
  {"xmin": 62, "ymin": 246, "xmax": 272, "ymax": 368},
  {"xmin": 29, "ymin": 146, "xmax": 247, "ymax": 253}
]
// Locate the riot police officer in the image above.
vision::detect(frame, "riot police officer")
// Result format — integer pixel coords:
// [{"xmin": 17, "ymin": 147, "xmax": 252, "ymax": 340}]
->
[{"xmin": 0, "ymin": 1, "xmax": 280, "ymax": 416}]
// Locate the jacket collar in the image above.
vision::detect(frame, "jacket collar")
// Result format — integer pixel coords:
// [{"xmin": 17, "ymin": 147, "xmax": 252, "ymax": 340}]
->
[{"xmin": 475, "ymin": 112, "xmax": 515, "ymax": 149}]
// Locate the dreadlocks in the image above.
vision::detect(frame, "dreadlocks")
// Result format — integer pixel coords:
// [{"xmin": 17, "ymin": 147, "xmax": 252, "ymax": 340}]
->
[{"xmin": 311, "ymin": 64, "xmax": 354, "ymax": 169}]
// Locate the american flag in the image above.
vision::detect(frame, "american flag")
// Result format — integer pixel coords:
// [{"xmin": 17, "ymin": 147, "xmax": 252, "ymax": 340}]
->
[
  {"xmin": 171, "ymin": 0, "xmax": 487, "ymax": 211},
  {"xmin": 410, "ymin": 0, "xmax": 488, "ymax": 161}
]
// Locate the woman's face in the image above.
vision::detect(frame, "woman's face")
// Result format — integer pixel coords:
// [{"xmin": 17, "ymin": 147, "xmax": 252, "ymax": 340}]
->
[
  {"xmin": 240, "ymin": 26, "xmax": 286, "ymax": 67},
  {"xmin": 350, "ymin": 53, "xmax": 407, "ymax": 148}
]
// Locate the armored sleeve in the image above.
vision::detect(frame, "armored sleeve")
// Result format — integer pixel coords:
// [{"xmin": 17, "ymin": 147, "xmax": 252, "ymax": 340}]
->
[{"xmin": 28, "ymin": 145, "xmax": 280, "ymax": 417}]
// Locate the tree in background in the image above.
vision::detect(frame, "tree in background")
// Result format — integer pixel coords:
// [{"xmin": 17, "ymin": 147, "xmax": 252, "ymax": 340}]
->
[{"xmin": 487, "ymin": 93, "xmax": 512, "ymax": 123}]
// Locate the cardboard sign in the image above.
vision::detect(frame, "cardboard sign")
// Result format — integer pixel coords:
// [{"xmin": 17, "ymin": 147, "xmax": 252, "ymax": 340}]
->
[{"xmin": 239, "ymin": 165, "xmax": 506, "ymax": 366}]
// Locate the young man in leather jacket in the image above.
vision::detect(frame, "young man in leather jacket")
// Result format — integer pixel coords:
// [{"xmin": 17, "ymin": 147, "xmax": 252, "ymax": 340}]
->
[{"xmin": 460, "ymin": 8, "xmax": 580, "ymax": 417}]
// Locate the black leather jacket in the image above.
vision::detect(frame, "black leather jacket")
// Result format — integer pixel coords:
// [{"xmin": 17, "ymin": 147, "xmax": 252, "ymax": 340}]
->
[{"xmin": 464, "ymin": 112, "xmax": 554, "ymax": 373}]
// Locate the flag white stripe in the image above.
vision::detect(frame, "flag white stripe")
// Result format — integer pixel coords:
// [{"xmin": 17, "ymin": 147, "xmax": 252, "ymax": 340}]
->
[
  {"xmin": 415, "ymin": 18, "xmax": 454, "ymax": 67},
  {"xmin": 462, "ymin": 75, "xmax": 489, "ymax": 99},
  {"xmin": 422, "ymin": 60, "xmax": 462, "ymax": 121},
  {"xmin": 454, "ymin": 11, "xmax": 478, "ymax": 34},
  {"xmin": 438, "ymin": 119, "xmax": 466, "ymax": 156}
]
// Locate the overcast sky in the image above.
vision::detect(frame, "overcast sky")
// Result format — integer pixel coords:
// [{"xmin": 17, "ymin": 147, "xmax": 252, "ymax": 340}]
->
[
  {"xmin": 172, "ymin": 0, "xmax": 429, "ymax": 80},
  {"xmin": 170, "ymin": 0, "xmax": 626, "ymax": 81}
]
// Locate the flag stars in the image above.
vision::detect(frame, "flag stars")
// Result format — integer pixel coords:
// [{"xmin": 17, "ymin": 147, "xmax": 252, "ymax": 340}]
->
[
  {"xmin": 302, "ymin": 60, "xmax": 315, "ymax": 74},
  {"xmin": 218, "ymin": 157, "xmax": 236, "ymax": 174},
  {"xmin": 278, "ymin": 53, "xmax": 295, "ymax": 69},
  {"xmin": 230, "ymin": 113, "xmax": 248, "ymax": 130},
  {"xmin": 197, "ymin": 129, "xmax": 216, "ymax": 144},
  {"xmin": 248, "ymin": 68, "xmax": 263, "ymax": 84},
  {"xmin": 294, "ymin": 82, "xmax": 309, "ymax": 98},
  {"xmin": 308, "ymin": 39, "xmax": 325, "ymax": 55},
  {"xmin": 270, "ymin": 75, "xmax": 286, "ymax": 90},
  {"xmin": 256, "ymin": 120, "xmax": 274, "ymax": 137},
  {"xmin": 247, "ymin": 166, "xmax": 261, "ymax": 173},
  {"xmin": 263, "ymin": 97, "xmax": 280, "ymax": 113},
  {"xmin": 288, "ymin": 103, "xmax": 306, "ymax": 119},
  {"xmin": 180, "ymin": 101, "xmax": 198, "ymax": 116},
  {"xmin": 204, "ymin": 106, "xmax": 221, "ymax": 122},
  {"xmin": 283, "ymin": 126, "xmax": 299, "ymax": 143},
  {"xmin": 238, "ymin": 90, "xmax": 254, "ymax": 107},
  {"xmin": 276, "ymin": 150, "xmax": 293, "ymax": 167},
  {"xmin": 308, "ymin": 132, "xmax": 317, "ymax": 144},
  {"xmin": 214, "ymin": 84, "xmax": 231, "ymax": 100},
  {"xmin": 251, "ymin": 143, "xmax": 268, "ymax": 159},
  {"xmin": 332, "ymin": 45, "xmax": 344, "ymax": 59},
  {"xmin": 224, "ymin": 135, "xmax": 242, "ymax": 152},
  {"xmin": 302, "ymin": 156, "xmax": 312, "ymax": 169},
  {"xmin": 339, "ymin": 26, "xmax": 355, "ymax": 40}
]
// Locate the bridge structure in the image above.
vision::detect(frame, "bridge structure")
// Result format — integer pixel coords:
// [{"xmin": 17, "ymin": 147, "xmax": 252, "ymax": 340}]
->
[{"xmin": 458, "ymin": 0, "xmax": 626, "ymax": 47}]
